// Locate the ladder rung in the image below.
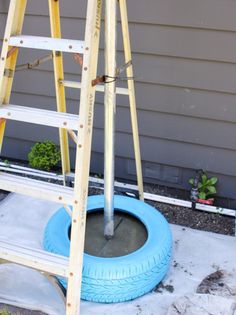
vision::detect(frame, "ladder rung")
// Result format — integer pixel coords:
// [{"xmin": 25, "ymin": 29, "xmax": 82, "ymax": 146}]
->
[
  {"xmin": 0, "ymin": 239, "xmax": 68, "ymax": 277},
  {"xmin": 9, "ymin": 35, "xmax": 84, "ymax": 54},
  {"xmin": 0, "ymin": 173, "xmax": 74, "ymax": 205},
  {"xmin": 0, "ymin": 104, "xmax": 79, "ymax": 130},
  {"xmin": 61, "ymin": 80, "xmax": 129, "ymax": 95}
]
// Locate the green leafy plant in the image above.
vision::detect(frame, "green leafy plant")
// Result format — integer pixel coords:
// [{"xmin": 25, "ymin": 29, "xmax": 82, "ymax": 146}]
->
[
  {"xmin": 0, "ymin": 308, "xmax": 17, "ymax": 315},
  {"xmin": 189, "ymin": 173, "xmax": 217, "ymax": 200},
  {"xmin": 28, "ymin": 141, "xmax": 61, "ymax": 171},
  {"xmin": 3, "ymin": 159, "xmax": 10, "ymax": 166}
]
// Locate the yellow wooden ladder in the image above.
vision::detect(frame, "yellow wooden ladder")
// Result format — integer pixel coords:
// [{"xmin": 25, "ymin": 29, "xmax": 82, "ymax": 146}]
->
[{"xmin": 0, "ymin": 0, "xmax": 144, "ymax": 314}]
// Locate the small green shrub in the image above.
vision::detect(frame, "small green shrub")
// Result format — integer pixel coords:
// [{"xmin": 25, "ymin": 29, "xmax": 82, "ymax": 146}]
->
[
  {"xmin": 3, "ymin": 159, "xmax": 10, "ymax": 166},
  {"xmin": 189, "ymin": 172, "xmax": 217, "ymax": 200},
  {"xmin": 28, "ymin": 141, "xmax": 61, "ymax": 171},
  {"xmin": 0, "ymin": 309, "xmax": 12, "ymax": 315}
]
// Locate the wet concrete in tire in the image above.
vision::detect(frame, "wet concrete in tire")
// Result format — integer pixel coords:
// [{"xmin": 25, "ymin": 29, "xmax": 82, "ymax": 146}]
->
[{"xmin": 83, "ymin": 211, "xmax": 148, "ymax": 257}]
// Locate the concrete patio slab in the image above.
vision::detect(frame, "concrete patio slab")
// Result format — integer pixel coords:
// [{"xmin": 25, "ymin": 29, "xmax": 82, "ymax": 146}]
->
[{"xmin": 0, "ymin": 193, "xmax": 235, "ymax": 315}]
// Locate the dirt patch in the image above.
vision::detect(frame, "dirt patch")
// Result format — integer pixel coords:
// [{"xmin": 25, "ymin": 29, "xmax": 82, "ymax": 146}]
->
[
  {"xmin": 154, "ymin": 282, "xmax": 175, "ymax": 293},
  {"xmin": 197, "ymin": 270, "xmax": 236, "ymax": 298}
]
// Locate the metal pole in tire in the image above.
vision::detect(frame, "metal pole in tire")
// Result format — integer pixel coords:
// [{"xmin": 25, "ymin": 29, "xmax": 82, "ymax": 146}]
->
[{"xmin": 104, "ymin": 0, "xmax": 117, "ymax": 238}]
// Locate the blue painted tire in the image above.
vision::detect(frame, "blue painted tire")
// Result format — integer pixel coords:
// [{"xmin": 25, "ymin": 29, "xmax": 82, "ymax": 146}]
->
[{"xmin": 43, "ymin": 195, "xmax": 172, "ymax": 303}]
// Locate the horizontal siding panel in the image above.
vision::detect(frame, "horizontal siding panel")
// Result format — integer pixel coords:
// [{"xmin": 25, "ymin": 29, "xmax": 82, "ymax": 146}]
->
[
  {"xmin": 123, "ymin": 0, "xmax": 236, "ymax": 31},
  {"xmin": 0, "ymin": 14, "xmax": 85, "ymax": 39},
  {"xmin": 0, "ymin": 13, "xmax": 6, "ymax": 38},
  {"xmin": 115, "ymin": 108, "xmax": 236, "ymax": 151},
  {"xmin": 10, "ymin": 92, "xmax": 79, "ymax": 113},
  {"xmin": 8, "ymin": 67, "xmax": 236, "ymax": 151},
  {"xmin": 129, "ymin": 55, "xmax": 236, "ymax": 94},
  {"xmin": 2, "ymin": 137, "xmax": 33, "ymax": 161},
  {"xmin": 12, "ymin": 55, "xmax": 236, "ymax": 95},
  {"xmin": 10, "ymin": 71, "xmax": 236, "ymax": 127},
  {"xmin": 3, "ymin": 122, "xmax": 236, "ymax": 177},
  {"xmin": 128, "ymin": 24, "xmax": 236, "ymax": 63},
  {"xmin": 11, "ymin": 89, "xmax": 236, "ymax": 142},
  {"xmin": 4, "ymin": 121, "xmax": 60, "ymax": 143},
  {"xmin": 3, "ymin": 14, "xmax": 236, "ymax": 63},
  {"xmin": 12, "ymin": 70, "xmax": 57, "ymax": 99},
  {"xmin": 11, "ymin": 89, "xmax": 236, "ymax": 125},
  {"xmin": 25, "ymin": 0, "xmax": 87, "ymax": 19},
  {"xmin": 125, "ymin": 0, "xmax": 236, "ymax": 31},
  {"xmin": 93, "ymin": 130, "xmax": 236, "ymax": 177},
  {"xmin": 2, "ymin": 0, "xmax": 236, "ymax": 31},
  {"xmin": 0, "ymin": 2, "xmax": 8, "ymax": 14},
  {"xmin": 128, "ymin": 84, "xmax": 236, "ymax": 123},
  {"xmin": 3, "ymin": 99, "xmax": 236, "ymax": 152},
  {"xmin": 114, "ymin": 84, "xmax": 236, "ymax": 124}
]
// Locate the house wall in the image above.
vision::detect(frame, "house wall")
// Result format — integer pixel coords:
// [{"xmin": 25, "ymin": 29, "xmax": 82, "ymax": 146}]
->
[{"xmin": 1, "ymin": 0, "xmax": 236, "ymax": 199}]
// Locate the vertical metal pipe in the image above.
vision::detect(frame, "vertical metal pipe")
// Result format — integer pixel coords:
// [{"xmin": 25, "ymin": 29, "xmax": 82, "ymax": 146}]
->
[{"xmin": 104, "ymin": 0, "xmax": 117, "ymax": 238}]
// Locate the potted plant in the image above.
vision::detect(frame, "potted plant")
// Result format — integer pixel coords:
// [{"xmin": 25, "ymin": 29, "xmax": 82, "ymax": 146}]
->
[{"xmin": 189, "ymin": 172, "xmax": 218, "ymax": 205}]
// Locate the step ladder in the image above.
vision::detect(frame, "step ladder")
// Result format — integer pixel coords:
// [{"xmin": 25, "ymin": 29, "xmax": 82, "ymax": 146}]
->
[{"xmin": 0, "ymin": 0, "xmax": 144, "ymax": 314}]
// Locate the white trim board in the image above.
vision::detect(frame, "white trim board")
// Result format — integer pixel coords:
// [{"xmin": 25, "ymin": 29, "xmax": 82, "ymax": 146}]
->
[{"xmin": 0, "ymin": 162, "xmax": 235, "ymax": 220}]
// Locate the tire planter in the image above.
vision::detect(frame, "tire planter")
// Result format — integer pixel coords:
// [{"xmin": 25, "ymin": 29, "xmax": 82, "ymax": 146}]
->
[{"xmin": 43, "ymin": 195, "xmax": 172, "ymax": 303}]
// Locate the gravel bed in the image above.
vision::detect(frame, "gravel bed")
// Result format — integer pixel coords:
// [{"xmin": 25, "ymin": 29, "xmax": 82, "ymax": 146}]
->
[
  {"xmin": 0, "ymin": 304, "xmax": 47, "ymax": 315},
  {"xmin": 143, "ymin": 183, "xmax": 235, "ymax": 236}
]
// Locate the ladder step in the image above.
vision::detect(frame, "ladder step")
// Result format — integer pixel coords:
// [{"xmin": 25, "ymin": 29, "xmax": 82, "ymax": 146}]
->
[
  {"xmin": 61, "ymin": 80, "xmax": 129, "ymax": 95},
  {"xmin": 9, "ymin": 35, "xmax": 84, "ymax": 54},
  {"xmin": 0, "ymin": 173, "xmax": 74, "ymax": 205},
  {"xmin": 0, "ymin": 104, "xmax": 79, "ymax": 130},
  {"xmin": 0, "ymin": 239, "xmax": 68, "ymax": 277}
]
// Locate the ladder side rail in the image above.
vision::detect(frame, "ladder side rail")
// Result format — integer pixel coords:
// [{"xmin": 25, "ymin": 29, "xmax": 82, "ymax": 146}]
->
[
  {"xmin": 66, "ymin": 0, "xmax": 103, "ymax": 314},
  {"xmin": 0, "ymin": 0, "xmax": 28, "ymax": 151},
  {"xmin": 119, "ymin": 0, "xmax": 144, "ymax": 200},
  {"xmin": 48, "ymin": 0, "xmax": 71, "ymax": 179}
]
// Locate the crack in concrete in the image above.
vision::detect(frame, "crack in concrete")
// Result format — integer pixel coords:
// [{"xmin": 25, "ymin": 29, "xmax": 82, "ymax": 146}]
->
[{"xmin": 97, "ymin": 216, "xmax": 123, "ymax": 256}]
